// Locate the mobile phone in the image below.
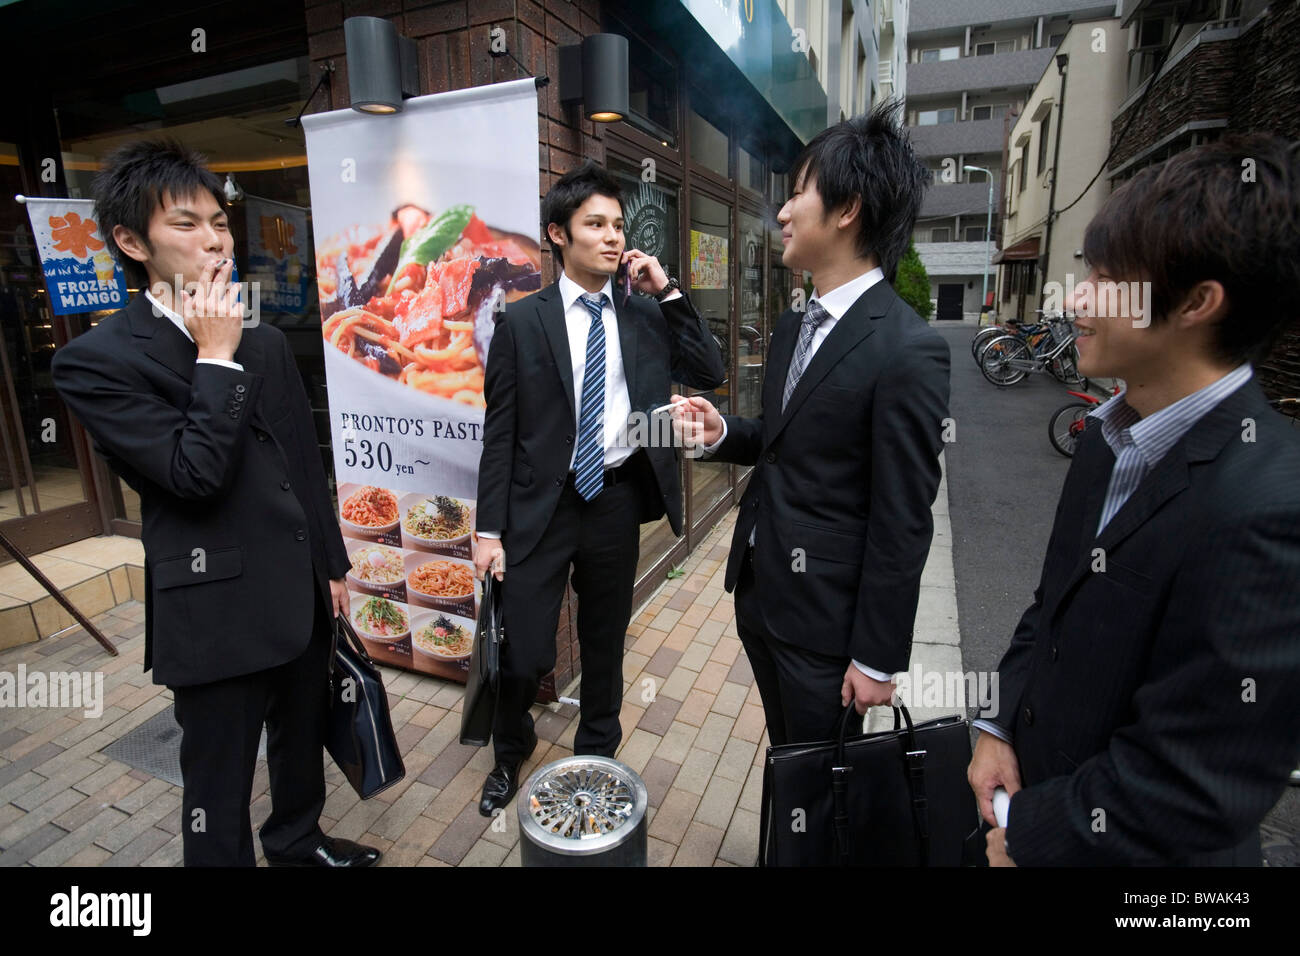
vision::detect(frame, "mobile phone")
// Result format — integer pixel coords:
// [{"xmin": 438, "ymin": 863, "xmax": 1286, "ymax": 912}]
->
[{"xmin": 616, "ymin": 255, "xmax": 630, "ymax": 304}]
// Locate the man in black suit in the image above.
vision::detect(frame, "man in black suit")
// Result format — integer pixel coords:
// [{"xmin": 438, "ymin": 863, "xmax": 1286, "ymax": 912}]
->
[
  {"xmin": 969, "ymin": 134, "xmax": 1300, "ymax": 865},
  {"xmin": 473, "ymin": 162, "xmax": 724, "ymax": 815},
  {"xmin": 672, "ymin": 102, "xmax": 950, "ymax": 747},
  {"xmin": 51, "ymin": 140, "xmax": 379, "ymax": 867}
]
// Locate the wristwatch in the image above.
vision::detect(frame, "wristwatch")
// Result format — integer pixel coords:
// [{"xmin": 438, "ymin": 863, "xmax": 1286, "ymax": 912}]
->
[{"xmin": 653, "ymin": 276, "xmax": 681, "ymax": 301}]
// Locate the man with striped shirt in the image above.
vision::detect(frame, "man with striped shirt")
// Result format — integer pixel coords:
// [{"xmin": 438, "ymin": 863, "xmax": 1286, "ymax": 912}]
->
[{"xmin": 969, "ymin": 134, "xmax": 1300, "ymax": 866}]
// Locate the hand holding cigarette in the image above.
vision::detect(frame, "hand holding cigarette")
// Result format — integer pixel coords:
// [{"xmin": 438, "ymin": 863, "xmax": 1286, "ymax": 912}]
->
[{"xmin": 668, "ymin": 393, "xmax": 723, "ymax": 449}]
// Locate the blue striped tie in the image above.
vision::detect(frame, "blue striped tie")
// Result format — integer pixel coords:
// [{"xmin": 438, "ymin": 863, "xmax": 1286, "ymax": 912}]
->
[{"xmin": 574, "ymin": 293, "xmax": 607, "ymax": 501}]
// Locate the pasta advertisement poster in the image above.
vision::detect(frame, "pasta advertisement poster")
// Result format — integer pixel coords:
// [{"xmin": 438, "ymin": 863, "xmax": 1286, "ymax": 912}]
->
[{"xmin": 303, "ymin": 79, "xmax": 540, "ymax": 683}]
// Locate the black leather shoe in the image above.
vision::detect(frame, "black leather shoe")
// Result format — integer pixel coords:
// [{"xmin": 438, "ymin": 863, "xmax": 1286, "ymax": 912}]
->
[
  {"xmin": 478, "ymin": 728, "xmax": 538, "ymax": 817},
  {"xmin": 265, "ymin": 835, "xmax": 381, "ymax": 868}
]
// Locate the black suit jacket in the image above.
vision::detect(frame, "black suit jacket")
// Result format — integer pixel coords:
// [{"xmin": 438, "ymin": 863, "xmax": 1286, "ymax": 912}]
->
[
  {"xmin": 982, "ymin": 380, "xmax": 1300, "ymax": 865},
  {"xmin": 709, "ymin": 278, "xmax": 951, "ymax": 672},
  {"xmin": 51, "ymin": 295, "xmax": 350, "ymax": 687},
  {"xmin": 476, "ymin": 283, "xmax": 724, "ymax": 563}
]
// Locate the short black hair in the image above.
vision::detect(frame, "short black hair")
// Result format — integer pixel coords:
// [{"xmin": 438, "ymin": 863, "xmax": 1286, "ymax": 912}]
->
[
  {"xmin": 1083, "ymin": 133, "xmax": 1300, "ymax": 365},
  {"xmin": 92, "ymin": 139, "xmax": 227, "ymax": 288},
  {"xmin": 541, "ymin": 161, "xmax": 623, "ymax": 269},
  {"xmin": 788, "ymin": 99, "xmax": 927, "ymax": 281}
]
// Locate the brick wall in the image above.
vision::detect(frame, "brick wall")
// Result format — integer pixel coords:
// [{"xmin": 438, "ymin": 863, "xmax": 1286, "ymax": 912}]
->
[{"xmin": 305, "ymin": 0, "xmax": 611, "ymax": 695}]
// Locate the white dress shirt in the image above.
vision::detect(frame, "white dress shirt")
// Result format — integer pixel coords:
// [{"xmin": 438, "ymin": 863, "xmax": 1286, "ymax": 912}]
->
[
  {"xmin": 703, "ymin": 267, "xmax": 892, "ymax": 682},
  {"xmin": 478, "ymin": 273, "xmax": 682, "ymax": 540},
  {"xmin": 145, "ymin": 291, "xmax": 244, "ymax": 371}
]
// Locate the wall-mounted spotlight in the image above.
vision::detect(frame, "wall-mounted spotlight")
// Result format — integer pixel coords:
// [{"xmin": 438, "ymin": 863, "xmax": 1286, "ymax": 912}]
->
[
  {"xmin": 345, "ymin": 16, "xmax": 418, "ymax": 114},
  {"xmin": 559, "ymin": 33, "xmax": 628, "ymax": 123}
]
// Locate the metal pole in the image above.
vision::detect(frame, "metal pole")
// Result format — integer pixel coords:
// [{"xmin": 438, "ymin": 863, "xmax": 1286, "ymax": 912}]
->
[
  {"xmin": 964, "ymin": 165, "xmax": 995, "ymax": 325},
  {"xmin": 0, "ymin": 527, "xmax": 118, "ymax": 656}
]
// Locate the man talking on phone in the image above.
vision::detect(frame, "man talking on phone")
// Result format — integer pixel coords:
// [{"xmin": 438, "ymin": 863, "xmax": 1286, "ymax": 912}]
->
[
  {"xmin": 473, "ymin": 161, "xmax": 723, "ymax": 816},
  {"xmin": 52, "ymin": 140, "xmax": 379, "ymax": 868}
]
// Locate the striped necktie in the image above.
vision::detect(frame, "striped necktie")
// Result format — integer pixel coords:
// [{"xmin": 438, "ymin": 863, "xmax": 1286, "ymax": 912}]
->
[
  {"xmin": 782, "ymin": 299, "xmax": 831, "ymax": 411},
  {"xmin": 574, "ymin": 293, "xmax": 607, "ymax": 501}
]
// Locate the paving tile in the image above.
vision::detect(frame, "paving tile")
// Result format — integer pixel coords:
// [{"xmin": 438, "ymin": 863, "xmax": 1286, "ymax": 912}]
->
[
  {"xmin": 693, "ymin": 712, "xmax": 734, "ymax": 754},
  {"xmin": 674, "ymin": 747, "xmax": 719, "ymax": 796},
  {"xmin": 639, "ymin": 756, "xmax": 680, "ymax": 808},
  {"xmin": 693, "ymin": 660, "xmax": 730, "ymax": 695},
  {"xmin": 732, "ymin": 704, "xmax": 767, "ymax": 743},
  {"xmin": 66, "ymin": 844, "xmax": 114, "ymax": 866},
  {"xmin": 671, "ymin": 821, "xmax": 725, "ymax": 867},
  {"xmin": 424, "ymin": 762, "xmax": 488, "ymax": 824},
  {"xmin": 460, "ymin": 838, "xmax": 509, "ymax": 867},
  {"xmin": 658, "ymin": 665, "xmax": 696, "ymax": 701},
  {"xmin": 0, "ymin": 728, "xmax": 28, "ymax": 751},
  {"xmin": 31, "ymin": 806, "xmax": 128, "ymax": 866},
  {"xmin": 646, "ymin": 834, "xmax": 676, "ymax": 866},
  {"xmin": 694, "ymin": 774, "xmax": 744, "ymax": 831},
  {"xmin": 375, "ymin": 814, "xmax": 447, "ymax": 867},
  {"xmin": 98, "ymin": 790, "xmax": 180, "ymax": 851},
  {"xmin": 714, "ymin": 737, "xmax": 757, "ymax": 783},
  {"xmin": 54, "ymin": 773, "xmax": 144, "ymax": 831},
  {"xmin": 140, "ymin": 833, "xmax": 184, "ymax": 867},
  {"xmin": 646, "ymin": 787, "xmax": 700, "ymax": 845},
  {"xmin": 0, "ymin": 822, "xmax": 67, "ymax": 866},
  {"xmin": 676, "ymin": 642, "xmax": 712, "ymax": 672},
  {"xmin": 674, "ymin": 688, "xmax": 714, "ymax": 727},
  {"xmin": 708, "ymin": 636, "xmax": 742, "ymax": 667},
  {"xmin": 533, "ymin": 709, "xmax": 569, "ymax": 743},
  {"xmin": 726, "ymin": 653, "xmax": 755, "ymax": 686},
  {"xmin": 416, "ymin": 741, "xmax": 478, "ymax": 790},
  {"xmin": 372, "ymin": 781, "xmax": 439, "ymax": 842},
  {"xmin": 613, "ymin": 728, "xmax": 659, "ymax": 775},
  {"xmin": 102, "ymin": 826, "xmax": 173, "ymax": 867},
  {"xmin": 636, "ymin": 694, "xmax": 681, "ymax": 736},
  {"xmin": 738, "ymin": 763, "xmax": 765, "ymax": 815},
  {"xmin": 0, "ymin": 742, "xmax": 64, "ymax": 783},
  {"xmin": 718, "ymin": 807, "xmax": 761, "ymax": 866},
  {"xmin": 429, "ymin": 803, "xmax": 491, "ymax": 865},
  {"xmin": 652, "ymin": 721, "xmax": 697, "ymax": 765},
  {"xmin": 710, "ymin": 681, "xmax": 748, "ymax": 718},
  {"xmin": 643, "ymin": 645, "xmax": 681, "ymax": 678},
  {"xmin": 330, "ymin": 793, "xmax": 390, "ymax": 841}
]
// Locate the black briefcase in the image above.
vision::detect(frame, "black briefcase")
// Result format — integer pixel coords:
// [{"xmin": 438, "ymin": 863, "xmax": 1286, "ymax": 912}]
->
[
  {"xmin": 759, "ymin": 703, "xmax": 976, "ymax": 866},
  {"xmin": 459, "ymin": 572, "xmax": 503, "ymax": 746},
  {"xmin": 326, "ymin": 614, "xmax": 406, "ymax": 799}
]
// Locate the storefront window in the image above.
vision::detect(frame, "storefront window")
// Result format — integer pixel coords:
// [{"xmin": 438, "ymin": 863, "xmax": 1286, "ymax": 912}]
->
[
  {"xmin": 737, "ymin": 210, "xmax": 765, "ymax": 426},
  {"xmin": 687, "ymin": 191, "xmax": 731, "ymax": 523},
  {"xmin": 605, "ymin": 11, "xmax": 678, "ymax": 146},
  {"xmin": 689, "ymin": 102, "xmax": 730, "ymax": 180},
  {"xmin": 738, "ymin": 145, "xmax": 764, "ymax": 196}
]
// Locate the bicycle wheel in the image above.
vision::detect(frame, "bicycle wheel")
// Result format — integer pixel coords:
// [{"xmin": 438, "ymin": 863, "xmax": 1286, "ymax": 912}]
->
[
  {"xmin": 971, "ymin": 326, "xmax": 1003, "ymax": 364},
  {"xmin": 980, "ymin": 336, "xmax": 1031, "ymax": 386},
  {"xmin": 1049, "ymin": 344, "xmax": 1086, "ymax": 384},
  {"xmin": 1048, "ymin": 402, "xmax": 1092, "ymax": 457}
]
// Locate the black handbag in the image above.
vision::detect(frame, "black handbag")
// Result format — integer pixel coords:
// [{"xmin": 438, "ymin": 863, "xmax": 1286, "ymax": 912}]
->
[
  {"xmin": 326, "ymin": 614, "xmax": 406, "ymax": 799},
  {"xmin": 759, "ymin": 703, "xmax": 976, "ymax": 866},
  {"xmin": 459, "ymin": 572, "xmax": 503, "ymax": 746}
]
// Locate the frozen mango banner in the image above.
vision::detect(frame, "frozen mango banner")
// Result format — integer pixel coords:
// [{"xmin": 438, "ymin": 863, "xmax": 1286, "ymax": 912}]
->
[
  {"xmin": 302, "ymin": 79, "xmax": 541, "ymax": 683},
  {"xmin": 25, "ymin": 198, "xmax": 128, "ymax": 315}
]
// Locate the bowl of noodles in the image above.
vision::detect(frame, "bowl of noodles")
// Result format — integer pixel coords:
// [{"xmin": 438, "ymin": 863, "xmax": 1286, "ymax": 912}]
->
[
  {"xmin": 403, "ymin": 554, "xmax": 477, "ymax": 613},
  {"xmin": 400, "ymin": 494, "xmax": 473, "ymax": 553},
  {"xmin": 345, "ymin": 541, "xmax": 406, "ymax": 598},
  {"xmin": 350, "ymin": 594, "xmax": 410, "ymax": 644},
  {"xmin": 410, "ymin": 610, "xmax": 475, "ymax": 662},
  {"xmin": 339, "ymin": 484, "xmax": 400, "ymax": 539}
]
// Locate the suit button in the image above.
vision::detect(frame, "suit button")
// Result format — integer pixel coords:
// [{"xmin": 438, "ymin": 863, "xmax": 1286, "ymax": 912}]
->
[
  {"xmin": 229, "ymin": 410, "xmax": 239, "ymax": 419},
  {"xmin": 765, "ymin": 451, "xmax": 776, "ymax": 463},
  {"xmin": 256, "ymin": 431, "xmax": 268, "ymax": 442},
  {"xmin": 565, "ymin": 435, "xmax": 573, "ymax": 444},
  {"xmin": 1050, "ymin": 645, "xmax": 1059, "ymax": 661},
  {"xmin": 1023, "ymin": 706, "xmax": 1034, "ymax": 726},
  {"xmin": 555, "ymin": 477, "xmax": 564, "ymax": 487},
  {"xmin": 235, "ymin": 384, "xmax": 246, "ymax": 394},
  {"xmin": 294, "ymin": 530, "xmax": 307, "ymax": 542},
  {"xmin": 281, "ymin": 480, "xmax": 291, "ymax": 491}
]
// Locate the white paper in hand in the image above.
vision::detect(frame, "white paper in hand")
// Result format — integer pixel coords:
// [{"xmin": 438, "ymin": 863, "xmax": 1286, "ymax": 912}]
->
[{"xmin": 993, "ymin": 787, "xmax": 1011, "ymax": 828}]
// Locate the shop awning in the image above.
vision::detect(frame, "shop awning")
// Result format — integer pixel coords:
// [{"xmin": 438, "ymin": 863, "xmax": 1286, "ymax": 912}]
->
[{"xmin": 991, "ymin": 237, "xmax": 1041, "ymax": 264}]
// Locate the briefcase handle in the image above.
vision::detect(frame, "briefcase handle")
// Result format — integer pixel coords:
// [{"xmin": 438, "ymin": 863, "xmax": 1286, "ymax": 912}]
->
[
  {"xmin": 331, "ymin": 613, "xmax": 377, "ymax": 670},
  {"xmin": 834, "ymin": 700, "xmax": 932, "ymax": 866}
]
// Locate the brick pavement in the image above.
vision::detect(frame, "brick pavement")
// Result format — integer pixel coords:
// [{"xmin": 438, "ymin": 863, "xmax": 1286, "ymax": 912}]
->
[{"xmin": 0, "ymin": 501, "xmax": 951, "ymax": 867}]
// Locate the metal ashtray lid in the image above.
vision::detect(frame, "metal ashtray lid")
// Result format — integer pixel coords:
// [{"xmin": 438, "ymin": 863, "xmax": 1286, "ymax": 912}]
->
[{"xmin": 517, "ymin": 755, "xmax": 648, "ymax": 856}]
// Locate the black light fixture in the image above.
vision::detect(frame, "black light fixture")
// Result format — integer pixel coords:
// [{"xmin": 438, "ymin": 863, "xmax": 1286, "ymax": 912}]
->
[
  {"xmin": 559, "ymin": 33, "xmax": 628, "ymax": 123},
  {"xmin": 345, "ymin": 16, "xmax": 418, "ymax": 114}
]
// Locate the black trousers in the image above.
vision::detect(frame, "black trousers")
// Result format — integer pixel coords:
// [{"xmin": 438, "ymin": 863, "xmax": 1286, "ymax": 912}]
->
[
  {"xmin": 170, "ymin": 580, "xmax": 332, "ymax": 867},
  {"xmin": 492, "ymin": 476, "xmax": 640, "ymax": 766},
  {"xmin": 734, "ymin": 546, "xmax": 863, "ymax": 747}
]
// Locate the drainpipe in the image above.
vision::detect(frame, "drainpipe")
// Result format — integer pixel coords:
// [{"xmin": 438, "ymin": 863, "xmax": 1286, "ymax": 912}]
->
[{"xmin": 1040, "ymin": 53, "xmax": 1068, "ymax": 310}]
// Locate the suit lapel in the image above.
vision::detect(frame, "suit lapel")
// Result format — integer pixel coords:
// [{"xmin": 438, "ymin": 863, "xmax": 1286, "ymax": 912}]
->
[
  {"xmin": 1048, "ymin": 384, "xmax": 1257, "ymax": 618},
  {"xmin": 612, "ymin": 293, "xmax": 637, "ymax": 410},
  {"xmin": 129, "ymin": 295, "xmax": 197, "ymax": 383},
  {"xmin": 536, "ymin": 285, "xmax": 576, "ymax": 420},
  {"xmin": 765, "ymin": 280, "xmax": 889, "ymax": 447}
]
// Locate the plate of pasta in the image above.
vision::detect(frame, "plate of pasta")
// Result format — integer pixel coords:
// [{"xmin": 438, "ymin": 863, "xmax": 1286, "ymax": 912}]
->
[
  {"xmin": 317, "ymin": 203, "xmax": 542, "ymax": 409},
  {"xmin": 410, "ymin": 610, "xmax": 476, "ymax": 661},
  {"xmin": 345, "ymin": 541, "xmax": 406, "ymax": 598},
  {"xmin": 400, "ymin": 493, "xmax": 474, "ymax": 553},
  {"xmin": 403, "ymin": 554, "xmax": 477, "ymax": 612},
  {"xmin": 339, "ymin": 484, "xmax": 400, "ymax": 539}
]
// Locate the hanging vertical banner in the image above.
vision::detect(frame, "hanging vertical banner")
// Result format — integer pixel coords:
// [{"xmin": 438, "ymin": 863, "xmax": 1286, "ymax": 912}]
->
[
  {"xmin": 24, "ymin": 197, "xmax": 128, "ymax": 314},
  {"xmin": 303, "ymin": 78, "xmax": 541, "ymax": 683},
  {"xmin": 243, "ymin": 194, "xmax": 310, "ymax": 314}
]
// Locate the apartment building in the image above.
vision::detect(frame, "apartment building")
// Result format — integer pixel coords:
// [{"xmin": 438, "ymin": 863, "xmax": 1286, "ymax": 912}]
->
[
  {"xmin": 905, "ymin": 0, "xmax": 1115, "ymax": 321},
  {"xmin": 997, "ymin": 17, "xmax": 1125, "ymax": 321},
  {"xmin": 780, "ymin": 0, "xmax": 911, "ymax": 125}
]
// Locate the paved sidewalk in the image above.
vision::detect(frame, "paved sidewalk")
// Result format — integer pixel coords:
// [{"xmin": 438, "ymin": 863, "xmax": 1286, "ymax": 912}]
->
[{"xmin": 0, "ymin": 459, "xmax": 959, "ymax": 867}]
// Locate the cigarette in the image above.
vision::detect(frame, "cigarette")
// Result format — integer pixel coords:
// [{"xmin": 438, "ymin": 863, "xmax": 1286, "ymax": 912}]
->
[{"xmin": 651, "ymin": 399, "xmax": 690, "ymax": 416}]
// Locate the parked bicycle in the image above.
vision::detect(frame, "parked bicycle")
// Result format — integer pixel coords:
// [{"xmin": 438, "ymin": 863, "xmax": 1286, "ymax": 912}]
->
[
  {"xmin": 980, "ymin": 313, "xmax": 1084, "ymax": 387},
  {"xmin": 970, "ymin": 316, "xmax": 1048, "ymax": 366}
]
